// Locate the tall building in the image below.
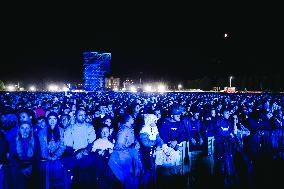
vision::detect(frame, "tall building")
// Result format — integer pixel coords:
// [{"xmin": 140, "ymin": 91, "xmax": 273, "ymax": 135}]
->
[
  {"xmin": 83, "ymin": 52, "xmax": 111, "ymax": 92},
  {"xmin": 122, "ymin": 79, "xmax": 134, "ymax": 89},
  {"xmin": 106, "ymin": 77, "xmax": 120, "ymax": 90}
]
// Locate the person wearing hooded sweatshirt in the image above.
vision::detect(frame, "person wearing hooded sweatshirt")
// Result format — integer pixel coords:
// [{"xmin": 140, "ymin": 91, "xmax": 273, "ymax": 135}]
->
[{"xmin": 139, "ymin": 114, "xmax": 164, "ymax": 189}]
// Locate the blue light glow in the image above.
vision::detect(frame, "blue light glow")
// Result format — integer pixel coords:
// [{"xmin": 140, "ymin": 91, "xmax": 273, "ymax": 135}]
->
[{"xmin": 83, "ymin": 52, "xmax": 111, "ymax": 92}]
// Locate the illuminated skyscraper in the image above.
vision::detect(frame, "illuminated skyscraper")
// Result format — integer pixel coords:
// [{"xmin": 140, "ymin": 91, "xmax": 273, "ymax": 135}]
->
[{"xmin": 83, "ymin": 52, "xmax": 111, "ymax": 91}]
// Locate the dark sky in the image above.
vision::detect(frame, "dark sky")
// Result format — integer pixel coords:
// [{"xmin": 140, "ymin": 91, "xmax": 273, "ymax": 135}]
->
[{"xmin": 1, "ymin": 5, "xmax": 282, "ymax": 86}]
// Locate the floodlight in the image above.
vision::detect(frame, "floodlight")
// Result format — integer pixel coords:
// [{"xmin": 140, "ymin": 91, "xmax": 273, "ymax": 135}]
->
[
  {"xmin": 62, "ymin": 86, "xmax": 69, "ymax": 91},
  {"xmin": 144, "ymin": 85, "xmax": 152, "ymax": 92},
  {"xmin": 29, "ymin": 86, "xmax": 36, "ymax": 91},
  {"xmin": 7, "ymin": 85, "xmax": 16, "ymax": 91},
  {"xmin": 130, "ymin": 86, "xmax": 137, "ymax": 92},
  {"xmin": 48, "ymin": 85, "xmax": 59, "ymax": 91},
  {"xmin": 157, "ymin": 85, "xmax": 166, "ymax": 92}
]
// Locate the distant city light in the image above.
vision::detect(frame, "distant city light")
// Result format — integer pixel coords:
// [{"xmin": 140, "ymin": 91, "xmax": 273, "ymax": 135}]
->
[
  {"xmin": 144, "ymin": 85, "xmax": 152, "ymax": 92},
  {"xmin": 178, "ymin": 84, "xmax": 182, "ymax": 90},
  {"xmin": 113, "ymin": 87, "xmax": 118, "ymax": 91},
  {"xmin": 62, "ymin": 86, "xmax": 69, "ymax": 91},
  {"xmin": 29, "ymin": 86, "xmax": 36, "ymax": 91},
  {"xmin": 48, "ymin": 85, "xmax": 59, "ymax": 92},
  {"xmin": 71, "ymin": 89, "xmax": 84, "ymax": 92},
  {"xmin": 224, "ymin": 33, "xmax": 229, "ymax": 38},
  {"xmin": 130, "ymin": 86, "xmax": 137, "ymax": 92},
  {"xmin": 6, "ymin": 85, "xmax": 16, "ymax": 91},
  {"xmin": 157, "ymin": 85, "xmax": 166, "ymax": 92}
]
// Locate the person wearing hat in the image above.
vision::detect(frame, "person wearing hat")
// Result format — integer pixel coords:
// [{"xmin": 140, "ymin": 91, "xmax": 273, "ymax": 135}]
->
[
  {"xmin": 139, "ymin": 114, "xmax": 163, "ymax": 189},
  {"xmin": 157, "ymin": 106, "xmax": 187, "ymax": 188},
  {"xmin": 159, "ymin": 106, "xmax": 187, "ymax": 151}
]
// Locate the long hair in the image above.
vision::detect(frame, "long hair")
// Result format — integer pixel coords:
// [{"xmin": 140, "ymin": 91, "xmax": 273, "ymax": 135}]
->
[
  {"xmin": 46, "ymin": 112, "xmax": 60, "ymax": 142},
  {"xmin": 114, "ymin": 128, "xmax": 134, "ymax": 150},
  {"xmin": 17, "ymin": 108, "xmax": 36, "ymax": 125},
  {"xmin": 119, "ymin": 114, "xmax": 133, "ymax": 125},
  {"xmin": 16, "ymin": 122, "xmax": 34, "ymax": 158}
]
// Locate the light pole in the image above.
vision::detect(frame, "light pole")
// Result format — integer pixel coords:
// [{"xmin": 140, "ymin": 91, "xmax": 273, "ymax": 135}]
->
[
  {"xmin": 229, "ymin": 76, "xmax": 233, "ymax": 87},
  {"xmin": 139, "ymin": 72, "xmax": 143, "ymax": 89}
]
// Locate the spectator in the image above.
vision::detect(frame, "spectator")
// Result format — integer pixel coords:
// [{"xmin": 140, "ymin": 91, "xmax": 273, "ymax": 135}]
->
[
  {"xmin": 63, "ymin": 108, "xmax": 96, "ymax": 188},
  {"xmin": 38, "ymin": 112, "xmax": 67, "ymax": 188},
  {"xmin": 7, "ymin": 122, "xmax": 41, "ymax": 189},
  {"xmin": 34, "ymin": 116, "xmax": 47, "ymax": 135},
  {"xmin": 139, "ymin": 114, "xmax": 163, "ymax": 189},
  {"xmin": 59, "ymin": 113, "xmax": 71, "ymax": 130},
  {"xmin": 38, "ymin": 112, "xmax": 65, "ymax": 160},
  {"xmin": 108, "ymin": 127, "xmax": 142, "ymax": 189}
]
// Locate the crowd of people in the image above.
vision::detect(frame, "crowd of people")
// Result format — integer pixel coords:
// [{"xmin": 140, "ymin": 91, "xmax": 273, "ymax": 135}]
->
[{"xmin": 1, "ymin": 91, "xmax": 284, "ymax": 189}]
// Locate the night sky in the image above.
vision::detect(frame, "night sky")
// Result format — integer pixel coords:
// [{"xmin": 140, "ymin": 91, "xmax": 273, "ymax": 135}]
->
[{"xmin": 1, "ymin": 5, "xmax": 282, "ymax": 88}]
